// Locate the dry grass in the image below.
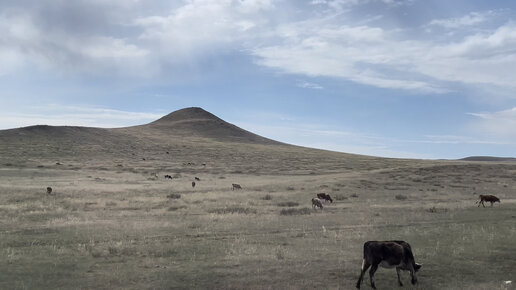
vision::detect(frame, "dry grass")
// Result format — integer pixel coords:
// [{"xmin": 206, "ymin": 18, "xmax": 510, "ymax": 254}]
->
[{"xmin": 1, "ymin": 122, "xmax": 516, "ymax": 289}]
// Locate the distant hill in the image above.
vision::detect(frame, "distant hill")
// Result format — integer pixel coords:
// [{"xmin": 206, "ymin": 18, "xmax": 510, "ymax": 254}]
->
[
  {"xmin": 0, "ymin": 107, "xmax": 389, "ymax": 174},
  {"xmin": 140, "ymin": 107, "xmax": 281, "ymax": 145},
  {"xmin": 460, "ymin": 156, "xmax": 516, "ymax": 162}
]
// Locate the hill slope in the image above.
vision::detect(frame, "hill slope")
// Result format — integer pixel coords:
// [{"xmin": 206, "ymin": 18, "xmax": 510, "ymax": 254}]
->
[{"xmin": 0, "ymin": 107, "xmax": 397, "ymax": 174}]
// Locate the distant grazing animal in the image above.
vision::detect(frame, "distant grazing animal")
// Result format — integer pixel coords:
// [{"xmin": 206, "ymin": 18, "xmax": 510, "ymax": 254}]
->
[
  {"xmin": 195, "ymin": 177, "xmax": 201, "ymax": 181},
  {"xmin": 356, "ymin": 240, "xmax": 422, "ymax": 289},
  {"xmin": 312, "ymin": 197, "xmax": 323, "ymax": 209},
  {"xmin": 476, "ymin": 194, "xmax": 500, "ymax": 207},
  {"xmin": 317, "ymin": 193, "xmax": 333, "ymax": 203},
  {"xmin": 166, "ymin": 151, "xmax": 169, "ymax": 154},
  {"xmin": 192, "ymin": 181, "xmax": 196, "ymax": 188},
  {"xmin": 46, "ymin": 187, "xmax": 53, "ymax": 195},
  {"xmin": 164, "ymin": 175, "xmax": 172, "ymax": 179},
  {"xmin": 232, "ymin": 183, "xmax": 242, "ymax": 190}
]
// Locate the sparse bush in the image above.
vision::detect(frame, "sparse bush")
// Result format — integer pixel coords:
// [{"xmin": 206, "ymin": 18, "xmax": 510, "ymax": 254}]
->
[
  {"xmin": 395, "ymin": 194, "xmax": 408, "ymax": 200},
  {"xmin": 208, "ymin": 207, "xmax": 257, "ymax": 214},
  {"xmin": 168, "ymin": 205, "xmax": 187, "ymax": 211},
  {"xmin": 350, "ymin": 193, "xmax": 358, "ymax": 198},
  {"xmin": 105, "ymin": 201, "xmax": 117, "ymax": 207},
  {"xmin": 334, "ymin": 194, "xmax": 348, "ymax": 201},
  {"xmin": 262, "ymin": 194, "xmax": 273, "ymax": 200},
  {"xmin": 427, "ymin": 206, "xmax": 448, "ymax": 213},
  {"xmin": 167, "ymin": 193, "xmax": 181, "ymax": 199},
  {"xmin": 280, "ymin": 207, "xmax": 311, "ymax": 215},
  {"xmin": 277, "ymin": 201, "xmax": 299, "ymax": 207},
  {"xmin": 286, "ymin": 187, "xmax": 295, "ymax": 191},
  {"xmin": 218, "ymin": 176, "xmax": 226, "ymax": 179}
]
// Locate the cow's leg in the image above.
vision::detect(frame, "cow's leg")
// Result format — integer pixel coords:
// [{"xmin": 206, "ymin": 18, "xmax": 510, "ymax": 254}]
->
[
  {"xmin": 481, "ymin": 200, "xmax": 485, "ymax": 208},
  {"xmin": 396, "ymin": 267, "xmax": 403, "ymax": 286},
  {"xmin": 490, "ymin": 201, "xmax": 494, "ymax": 207},
  {"xmin": 356, "ymin": 259, "xmax": 370, "ymax": 289},
  {"xmin": 369, "ymin": 263, "xmax": 379, "ymax": 289}
]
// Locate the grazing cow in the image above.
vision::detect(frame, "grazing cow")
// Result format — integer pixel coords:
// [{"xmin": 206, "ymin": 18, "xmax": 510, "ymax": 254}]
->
[
  {"xmin": 46, "ymin": 187, "xmax": 53, "ymax": 195},
  {"xmin": 232, "ymin": 183, "xmax": 242, "ymax": 190},
  {"xmin": 192, "ymin": 181, "xmax": 196, "ymax": 188},
  {"xmin": 195, "ymin": 177, "xmax": 201, "ymax": 181},
  {"xmin": 356, "ymin": 240, "xmax": 422, "ymax": 289},
  {"xmin": 312, "ymin": 197, "xmax": 323, "ymax": 209},
  {"xmin": 317, "ymin": 193, "xmax": 333, "ymax": 203},
  {"xmin": 476, "ymin": 194, "xmax": 500, "ymax": 207}
]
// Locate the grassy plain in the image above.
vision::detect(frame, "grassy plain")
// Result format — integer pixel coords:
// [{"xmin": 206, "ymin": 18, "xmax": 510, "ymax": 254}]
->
[{"xmin": 0, "ymin": 109, "xmax": 515, "ymax": 289}]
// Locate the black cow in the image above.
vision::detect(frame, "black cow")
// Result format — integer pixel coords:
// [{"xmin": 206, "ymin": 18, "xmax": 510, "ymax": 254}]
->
[
  {"xmin": 356, "ymin": 240, "xmax": 422, "ymax": 289},
  {"xmin": 195, "ymin": 177, "xmax": 201, "ymax": 181},
  {"xmin": 192, "ymin": 181, "xmax": 196, "ymax": 188},
  {"xmin": 317, "ymin": 193, "xmax": 333, "ymax": 203},
  {"xmin": 46, "ymin": 187, "xmax": 53, "ymax": 195},
  {"xmin": 476, "ymin": 194, "xmax": 500, "ymax": 207}
]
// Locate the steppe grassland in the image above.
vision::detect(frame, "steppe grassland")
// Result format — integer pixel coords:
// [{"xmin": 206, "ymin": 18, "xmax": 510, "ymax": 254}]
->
[{"xmin": 0, "ymin": 153, "xmax": 516, "ymax": 289}]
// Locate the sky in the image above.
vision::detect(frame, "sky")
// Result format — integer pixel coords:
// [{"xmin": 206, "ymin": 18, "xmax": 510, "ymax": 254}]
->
[{"xmin": 1, "ymin": 0, "xmax": 516, "ymax": 159}]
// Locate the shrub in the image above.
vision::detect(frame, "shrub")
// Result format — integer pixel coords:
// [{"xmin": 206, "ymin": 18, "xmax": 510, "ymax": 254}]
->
[
  {"xmin": 167, "ymin": 193, "xmax": 181, "ymax": 199},
  {"xmin": 280, "ymin": 208, "xmax": 311, "ymax": 215},
  {"xmin": 395, "ymin": 194, "xmax": 407, "ymax": 200},
  {"xmin": 350, "ymin": 193, "xmax": 358, "ymax": 198},
  {"xmin": 262, "ymin": 194, "xmax": 273, "ymax": 200},
  {"xmin": 208, "ymin": 207, "xmax": 257, "ymax": 214},
  {"xmin": 334, "ymin": 194, "xmax": 348, "ymax": 201},
  {"xmin": 168, "ymin": 206, "xmax": 187, "ymax": 211},
  {"xmin": 277, "ymin": 201, "xmax": 299, "ymax": 207}
]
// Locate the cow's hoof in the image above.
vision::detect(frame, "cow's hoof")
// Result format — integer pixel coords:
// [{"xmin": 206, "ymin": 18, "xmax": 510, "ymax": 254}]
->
[
  {"xmin": 399, "ymin": 282, "xmax": 404, "ymax": 287},
  {"xmin": 411, "ymin": 279, "xmax": 417, "ymax": 285}
]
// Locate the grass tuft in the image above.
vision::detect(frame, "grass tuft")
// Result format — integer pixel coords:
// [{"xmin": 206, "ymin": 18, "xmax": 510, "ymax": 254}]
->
[{"xmin": 280, "ymin": 207, "xmax": 311, "ymax": 215}]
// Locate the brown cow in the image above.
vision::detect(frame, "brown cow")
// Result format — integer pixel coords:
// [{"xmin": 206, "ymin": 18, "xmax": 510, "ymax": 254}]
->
[
  {"xmin": 46, "ymin": 187, "xmax": 53, "ymax": 195},
  {"xmin": 356, "ymin": 240, "xmax": 422, "ymax": 289},
  {"xmin": 192, "ymin": 181, "xmax": 196, "ymax": 188},
  {"xmin": 195, "ymin": 177, "xmax": 201, "ymax": 181},
  {"xmin": 476, "ymin": 194, "xmax": 500, "ymax": 207},
  {"xmin": 317, "ymin": 193, "xmax": 333, "ymax": 203},
  {"xmin": 232, "ymin": 183, "xmax": 242, "ymax": 190},
  {"xmin": 312, "ymin": 197, "xmax": 323, "ymax": 210}
]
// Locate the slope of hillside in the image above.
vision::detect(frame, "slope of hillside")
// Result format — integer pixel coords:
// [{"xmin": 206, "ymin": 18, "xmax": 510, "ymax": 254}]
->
[
  {"xmin": 140, "ymin": 107, "xmax": 281, "ymax": 145},
  {"xmin": 0, "ymin": 107, "xmax": 398, "ymax": 174},
  {"xmin": 460, "ymin": 156, "xmax": 516, "ymax": 162}
]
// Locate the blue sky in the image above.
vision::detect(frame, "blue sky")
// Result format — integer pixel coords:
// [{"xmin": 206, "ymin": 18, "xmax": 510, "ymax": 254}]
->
[{"xmin": 1, "ymin": 0, "xmax": 516, "ymax": 159}]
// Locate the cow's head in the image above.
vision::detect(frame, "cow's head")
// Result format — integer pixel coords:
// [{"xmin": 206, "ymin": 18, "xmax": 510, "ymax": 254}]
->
[{"xmin": 414, "ymin": 263, "xmax": 422, "ymax": 272}]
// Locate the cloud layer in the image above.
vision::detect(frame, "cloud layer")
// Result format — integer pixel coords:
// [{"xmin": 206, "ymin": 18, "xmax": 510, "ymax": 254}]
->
[{"xmin": 1, "ymin": 0, "xmax": 516, "ymax": 95}]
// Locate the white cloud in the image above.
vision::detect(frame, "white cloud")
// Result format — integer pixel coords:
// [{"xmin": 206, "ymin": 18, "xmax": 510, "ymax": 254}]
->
[
  {"xmin": 467, "ymin": 107, "xmax": 516, "ymax": 140},
  {"xmin": 0, "ymin": 106, "xmax": 164, "ymax": 129},
  {"xmin": 298, "ymin": 81, "xmax": 324, "ymax": 89},
  {"xmin": 252, "ymin": 14, "xmax": 516, "ymax": 94},
  {"xmin": 429, "ymin": 11, "xmax": 493, "ymax": 29},
  {"xmin": 0, "ymin": 13, "xmax": 149, "ymax": 76},
  {"xmin": 134, "ymin": 0, "xmax": 273, "ymax": 64}
]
